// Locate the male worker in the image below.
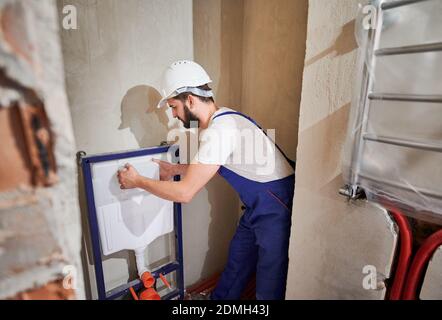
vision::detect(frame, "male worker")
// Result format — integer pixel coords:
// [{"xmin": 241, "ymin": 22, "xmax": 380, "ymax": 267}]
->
[{"xmin": 117, "ymin": 60, "xmax": 295, "ymax": 300}]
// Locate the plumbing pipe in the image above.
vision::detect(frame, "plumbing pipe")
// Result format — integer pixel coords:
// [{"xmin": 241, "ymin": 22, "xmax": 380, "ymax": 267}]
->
[
  {"xmin": 139, "ymin": 288, "xmax": 161, "ymax": 300},
  {"xmin": 129, "ymin": 287, "xmax": 139, "ymax": 300},
  {"xmin": 159, "ymin": 273, "xmax": 172, "ymax": 289},
  {"xmin": 140, "ymin": 271, "xmax": 155, "ymax": 288},
  {"xmin": 388, "ymin": 209, "xmax": 413, "ymax": 300},
  {"xmin": 187, "ymin": 273, "xmax": 220, "ymax": 295},
  {"xmin": 130, "ymin": 286, "xmax": 161, "ymax": 300},
  {"xmin": 134, "ymin": 246, "xmax": 156, "ymax": 289},
  {"xmin": 402, "ymin": 229, "xmax": 442, "ymax": 300},
  {"xmin": 134, "ymin": 246, "xmax": 148, "ymax": 277}
]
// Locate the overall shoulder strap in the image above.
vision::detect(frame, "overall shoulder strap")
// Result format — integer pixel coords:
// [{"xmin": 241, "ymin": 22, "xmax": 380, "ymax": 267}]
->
[{"xmin": 212, "ymin": 111, "xmax": 296, "ymax": 171}]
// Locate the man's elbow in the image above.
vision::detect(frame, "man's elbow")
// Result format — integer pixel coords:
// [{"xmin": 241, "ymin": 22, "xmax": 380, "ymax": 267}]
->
[{"xmin": 178, "ymin": 190, "xmax": 195, "ymax": 204}]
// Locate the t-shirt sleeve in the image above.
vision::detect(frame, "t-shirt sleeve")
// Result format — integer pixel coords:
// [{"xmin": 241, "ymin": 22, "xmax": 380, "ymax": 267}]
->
[{"xmin": 191, "ymin": 116, "xmax": 237, "ymax": 165}]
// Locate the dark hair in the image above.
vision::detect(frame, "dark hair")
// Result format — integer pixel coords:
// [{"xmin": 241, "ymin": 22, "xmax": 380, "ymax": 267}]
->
[{"xmin": 174, "ymin": 84, "xmax": 214, "ymax": 104}]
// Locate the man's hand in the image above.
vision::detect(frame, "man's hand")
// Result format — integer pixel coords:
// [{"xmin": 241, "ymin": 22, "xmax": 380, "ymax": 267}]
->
[
  {"xmin": 152, "ymin": 159, "xmax": 177, "ymax": 181},
  {"xmin": 117, "ymin": 163, "xmax": 141, "ymax": 189}
]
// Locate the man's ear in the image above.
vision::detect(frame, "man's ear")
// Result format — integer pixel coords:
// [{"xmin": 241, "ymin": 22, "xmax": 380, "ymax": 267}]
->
[{"xmin": 188, "ymin": 95, "xmax": 196, "ymax": 110}]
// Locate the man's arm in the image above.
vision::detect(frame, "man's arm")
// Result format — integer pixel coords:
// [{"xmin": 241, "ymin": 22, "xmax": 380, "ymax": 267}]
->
[
  {"xmin": 117, "ymin": 162, "xmax": 219, "ymax": 203},
  {"xmin": 152, "ymin": 159, "xmax": 189, "ymax": 180}
]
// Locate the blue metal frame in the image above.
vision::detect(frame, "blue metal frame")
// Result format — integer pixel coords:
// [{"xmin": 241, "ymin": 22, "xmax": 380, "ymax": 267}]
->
[{"xmin": 80, "ymin": 145, "xmax": 184, "ymax": 300}]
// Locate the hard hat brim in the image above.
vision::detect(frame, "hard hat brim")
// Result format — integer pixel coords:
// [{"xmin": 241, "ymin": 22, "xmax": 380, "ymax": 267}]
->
[
  {"xmin": 156, "ymin": 98, "xmax": 168, "ymax": 109},
  {"xmin": 156, "ymin": 85, "xmax": 214, "ymax": 109}
]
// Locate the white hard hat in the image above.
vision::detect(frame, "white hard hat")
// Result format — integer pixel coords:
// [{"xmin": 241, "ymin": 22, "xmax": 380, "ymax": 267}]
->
[{"xmin": 157, "ymin": 60, "xmax": 213, "ymax": 108}]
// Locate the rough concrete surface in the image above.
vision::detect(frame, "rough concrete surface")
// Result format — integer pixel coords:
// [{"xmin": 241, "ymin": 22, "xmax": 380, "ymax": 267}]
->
[
  {"xmin": 0, "ymin": 0, "xmax": 83, "ymax": 299},
  {"xmin": 286, "ymin": 0, "xmax": 398, "ymax": 299},
  {"xmin": 420, "ymin": 246, "xmax": 442, "ymax": 300}
]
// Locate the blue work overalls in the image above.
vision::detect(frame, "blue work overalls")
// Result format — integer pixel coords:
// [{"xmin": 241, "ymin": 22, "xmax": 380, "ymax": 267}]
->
[{"xmin": 210, "ymin": 111, "xmax": 296, "ymax": 300}]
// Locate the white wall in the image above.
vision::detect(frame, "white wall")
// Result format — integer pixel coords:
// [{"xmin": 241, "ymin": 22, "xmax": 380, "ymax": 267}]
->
[{"xmin": 59, "ymin": 0, "xmax": 192, "ymax": 152}]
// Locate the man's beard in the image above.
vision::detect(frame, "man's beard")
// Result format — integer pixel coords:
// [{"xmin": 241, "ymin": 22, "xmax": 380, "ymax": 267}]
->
[{"xmin": 182, "ymin": 103, "xmax": 199, "ymax": 129}]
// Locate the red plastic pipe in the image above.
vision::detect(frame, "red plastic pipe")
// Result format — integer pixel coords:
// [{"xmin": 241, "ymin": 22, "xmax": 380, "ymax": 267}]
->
[
  {"xmin": 402, "ymin": 229, "xmax": 442, "ymax": 300},
  {"xmin": 388, "ymin": 209, "xmax": 413, "ymax": 300}
]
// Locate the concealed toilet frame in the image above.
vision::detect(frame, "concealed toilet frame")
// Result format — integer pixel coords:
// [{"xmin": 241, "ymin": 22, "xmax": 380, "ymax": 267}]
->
[{"xmin": 79, "ymin": 145, "xmax": 184, "ymax": 300}]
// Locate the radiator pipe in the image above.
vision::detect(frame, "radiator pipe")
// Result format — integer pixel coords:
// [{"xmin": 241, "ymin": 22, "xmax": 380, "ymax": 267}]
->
[
  {"xmin": 388, "ymin": 209, "xmax": 413, "ymax": 300},
  {"xmin": 402, "ymin": 229, "xmax": 442, "ymax": 300}
]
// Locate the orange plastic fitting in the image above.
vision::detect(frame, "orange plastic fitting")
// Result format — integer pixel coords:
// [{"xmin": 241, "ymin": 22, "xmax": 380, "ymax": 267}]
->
[
  {"xmin": 140, "ymin": 271, "xmax": 155, "ymax": 288},
  {"xmin": 139, "ymin": 288, "xmax": 161, "ymax": 300},
  {"xmin": 159, "ymin": 273, "xmax": 172, "ymax": 289}
]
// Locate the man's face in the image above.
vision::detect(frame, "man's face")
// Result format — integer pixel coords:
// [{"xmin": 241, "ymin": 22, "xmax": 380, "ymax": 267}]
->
[{"xmin": 167, "ymin": 97, "xmax": 199, "ymax": 129}]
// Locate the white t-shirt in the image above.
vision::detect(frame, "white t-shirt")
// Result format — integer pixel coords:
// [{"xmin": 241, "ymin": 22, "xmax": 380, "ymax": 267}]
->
[{"xmin": 192, "ymin": 107, "xmax": 294, "ymax": 183}]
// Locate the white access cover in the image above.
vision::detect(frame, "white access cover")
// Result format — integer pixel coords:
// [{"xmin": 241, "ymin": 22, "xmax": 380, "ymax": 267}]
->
[{"xmin": 90, "ymin": 155, "xmax": 174, "ymax": 256}]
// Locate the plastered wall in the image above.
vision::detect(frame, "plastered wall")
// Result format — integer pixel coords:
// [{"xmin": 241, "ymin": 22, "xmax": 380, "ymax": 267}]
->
[
  {"xmin": 286, "ymin": 0, "xmax": 399, "ymax": 299},
  {"xmin": 59, "ymin": 0, "xmax": 308, "ymax": 299},
  {"xmin": 241, "ymin": 0, "xmax": 307, "ymax": 160}
]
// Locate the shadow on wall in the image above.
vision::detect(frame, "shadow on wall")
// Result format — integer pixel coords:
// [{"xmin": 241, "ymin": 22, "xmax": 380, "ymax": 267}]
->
[
  {"xmin": 305, "ymin": 19, "xmax": 358, "ymax": 67},
  {"xmin": 119, "ymin": 85, "xmax": 178, "ymax": 147},
  {"xmin": 79, "ymin": 85, "xmax": 180, "ymax": 298}
]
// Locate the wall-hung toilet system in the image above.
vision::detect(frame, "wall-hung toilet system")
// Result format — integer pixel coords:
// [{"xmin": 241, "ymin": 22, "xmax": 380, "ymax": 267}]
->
[{"xmin": 79, "ymin": 145, "xmax": 184, "ymax": 300}]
